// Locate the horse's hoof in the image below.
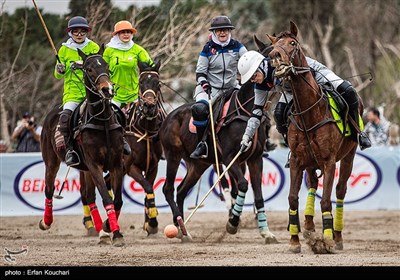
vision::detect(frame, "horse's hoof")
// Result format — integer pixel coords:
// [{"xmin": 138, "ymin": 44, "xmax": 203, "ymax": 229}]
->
[
  {"xmin": 180, "ymin": 232, "xmax": 193, "ymax": 243},
  {"xmin": 335, "ymin": 241, "xmax": 344, "ymax": 250},
  {"xmin": 289, "ymin": 244, "xmax": 301, "ymax": 253},
  {"xmin": 102, "ymin": 219, "xmax": 111, "ymax": 233},
  {"xmin": 39, "ymin": 219, "xmax": 51, "ymax": 231},
  {"xmin": 144, "ymin": 223, "xmax": 158, "ymax": 235},
  {"xmin": 260, "ymin": 229, "xmax": 279, "ymax": 244},
  {"xmin": 305, "ymin": 232, "xmax": 336, "ymax": 254},
  {"xmin": 98, "ymin": 230, "xmax": 111, "ymax": 245},
  {"xmin": 226, "ymin": 220, "xmax": 239, "ymax": 234},
  {"xmin": 86, "ymin": 227, "xmax": 98, "ymax": 237},
  {"xmin": 112, "ymin": 231, "xmax": 125, "ymax": 247}
]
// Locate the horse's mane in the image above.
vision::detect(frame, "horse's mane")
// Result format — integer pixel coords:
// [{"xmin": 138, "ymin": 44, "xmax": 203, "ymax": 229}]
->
[{"xmin": 276, "ymin": 31, "xmax": 297, "ymax": 40}]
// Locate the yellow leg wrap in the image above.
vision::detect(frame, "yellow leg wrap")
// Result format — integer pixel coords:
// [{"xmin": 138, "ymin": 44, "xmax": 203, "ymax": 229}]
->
[
  {"xmin": 83, "ymin": 205, "xmax": 91, "ymax": 216},
  {"xmin": 108, "ymin": 190, "xmax": 114, "ymax": 199},
  {"xmin": 289, "ymin": 209, "xmax": 299, "ymax": 235},
  {"xmin": 322, "ymin": 211, "xmax": 333, "ymax": 239},
  {"xmin": 82, "ymin": 205, "xmax": 94, "ymax": 229},
  {"xmin": 289, "ymin": 224, "xmax": 300, "ymax": 235},
  {"xmin": 304, "ymin": 188, "xmax": 316, "ymax": 216},
  {"xmin": 146, "ymin": 193, "xmax": 155, "ymax": 199},
  {"xmin": 148, "ymin": 207, "xmax": 158, "ymax": 219},
  {"xmin": 334, "ymin": 199, "xmax": 344, "ymax": 231}
]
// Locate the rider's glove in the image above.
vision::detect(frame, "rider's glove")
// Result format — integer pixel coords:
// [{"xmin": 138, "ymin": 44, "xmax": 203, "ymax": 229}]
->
[
  {"xmin": 200, "ymin": 80, "xmax": 211, "ymax": 94},
  {"xmin": 240, "ymin": 134, "xmax": 252, "ymax": 153},
  {"xmin": 71, "ymin": 62, "xmax": 83, "ymax": 70},
  {"xmin": 56, "ymin": 63, "xmax": 65, "ymax": 74}
]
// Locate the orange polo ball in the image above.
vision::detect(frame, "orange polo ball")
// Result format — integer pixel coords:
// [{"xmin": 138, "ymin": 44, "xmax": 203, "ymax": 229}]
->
[{"xmin": 164, "ymin": 224, "xmax": 178, "ymax": 238}]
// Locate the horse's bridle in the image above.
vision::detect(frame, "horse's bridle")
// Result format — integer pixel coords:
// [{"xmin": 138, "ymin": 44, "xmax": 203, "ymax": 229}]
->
[
  {"xmin": 138, "ymin": 71, "xmax": 161, "ymax": 120},
  {"xmin": 82, "ymin": 55, "xmax": 114, "ymax": 101}
]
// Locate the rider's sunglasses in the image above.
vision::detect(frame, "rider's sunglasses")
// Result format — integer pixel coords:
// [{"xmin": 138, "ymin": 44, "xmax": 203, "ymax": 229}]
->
[
  {"xmin": 71, "ymin": 29, "xmax": 88, "ymax": 36},
  {"xmin": 215, "ymin": 28, "xmax": 230, "ymax": 34}
]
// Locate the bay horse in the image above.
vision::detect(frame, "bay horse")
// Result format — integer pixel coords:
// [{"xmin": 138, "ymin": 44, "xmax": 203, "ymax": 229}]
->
[
  {"xmin": 267, "ymin": 21, "xmax": 360, "ymax": 253},
  {"xmin": 122, "ymin": 60, "xmax": 165, "ymax": 235},
  {"xmin": 39, "ymin": 46, "xmax": 125, "ymax": 247},
  {"xmin": 158, "ymin": 82, "xmax": 277, "ymax": 243}
]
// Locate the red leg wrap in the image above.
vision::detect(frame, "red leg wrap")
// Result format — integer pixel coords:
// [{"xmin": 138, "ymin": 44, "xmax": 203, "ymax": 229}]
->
[
  {"xmin": 44, "ymin": 198, "xmax": 53, "ymax": 226},
  {"xmin": 105, "ymin": 204, "xmax": 120, "ymax": 232},
  {"xmin": 89, "ymin": 203, "xmax": 103, "ymax": 232}
]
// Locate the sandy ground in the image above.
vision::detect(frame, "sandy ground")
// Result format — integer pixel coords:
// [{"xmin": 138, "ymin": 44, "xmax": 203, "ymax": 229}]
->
[{"xmin": 0, "ymin": 210, "xmax": 399, "ymax": 267}]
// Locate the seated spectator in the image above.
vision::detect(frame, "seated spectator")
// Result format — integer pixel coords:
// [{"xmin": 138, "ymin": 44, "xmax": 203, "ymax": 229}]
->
[
  {"xmin": 0, "ymin": 139, "xmax": 8, "ymax": 153},
  {"xmin": 364, "ymin": 107, "xmax": 390, "ymax": 146},
  {"xmin": 11, "ymin": 112, "xmax": 42, "ymax": 152}
]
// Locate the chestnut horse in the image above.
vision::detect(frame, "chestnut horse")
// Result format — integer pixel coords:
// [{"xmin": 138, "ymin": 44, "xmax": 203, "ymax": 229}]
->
[
  {"xmin": 158, "ymin": 82, "xmax": 277, "ymax": 243},
  {"xmin": 39, "ymin": 47, "xmax": 125, "ymax": 247},
  {"xmin": 268, "ymin": 21, "xmax": 360, "ymax": 253},
  {"xmin": 122, "ymin": 61, "xmax": 165, "ymax": 235}
]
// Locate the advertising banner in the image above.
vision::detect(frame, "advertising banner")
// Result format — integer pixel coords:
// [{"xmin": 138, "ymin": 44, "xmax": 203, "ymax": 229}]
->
[{"xmin": 1, "ymin": 146, "xmax": 399, "ymax": 217}]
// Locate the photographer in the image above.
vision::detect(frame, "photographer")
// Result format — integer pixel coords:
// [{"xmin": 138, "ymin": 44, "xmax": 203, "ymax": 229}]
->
[{"xmin": 11, "ymin": 112, "xmax": 42, "ymax": 152}]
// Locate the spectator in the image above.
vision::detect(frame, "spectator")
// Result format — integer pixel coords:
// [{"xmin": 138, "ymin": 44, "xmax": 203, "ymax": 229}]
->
[
  {"xmin": 364, "ymin": 107, "xmax": 390, "ymax": 146},
  {"xmin": 11, "ymin": 112, "xmax": 42, "ymax": 152},
  {"xmin": 0, "ymin": 139, "xmax": 8, "ymax": 153}
]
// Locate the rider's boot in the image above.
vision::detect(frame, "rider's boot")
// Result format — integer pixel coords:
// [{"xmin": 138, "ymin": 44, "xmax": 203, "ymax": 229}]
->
[
  {"xmin": 59, "ymin": 109, "xmax": 80, "ymax": 166},
  {"xmin": 337, "ymin": 81, "xmax": 371, "ymax": 150},
  {"xmin": 190, "ymin": 101, "xmax": 209, "ymax": 159}
]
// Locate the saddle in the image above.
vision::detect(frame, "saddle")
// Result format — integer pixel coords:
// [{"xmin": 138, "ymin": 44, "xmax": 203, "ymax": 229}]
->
[{"xmin": 189, "ymin": 88, "xmax": 237, "ymax": 134}]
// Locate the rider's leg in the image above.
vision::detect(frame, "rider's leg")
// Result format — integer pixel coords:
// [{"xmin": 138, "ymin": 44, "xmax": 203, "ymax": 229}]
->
[
  {"xmin": 59, "ymin": 102, "xmax": 80, "ymax": 166},
  {"xmin": 274, "ymin": 101, "xmax": 290, "ymax": 167},
  {"xmin": 111, "ymin": 100, "xmax": 131, "ymax": 155},
  {"xmin": 337, "ymin": 81, "xmax": 371, "ymax": 150},
  {"xmin": 190, "ymin": 99, "xmax": 209, "ymax": 159}
]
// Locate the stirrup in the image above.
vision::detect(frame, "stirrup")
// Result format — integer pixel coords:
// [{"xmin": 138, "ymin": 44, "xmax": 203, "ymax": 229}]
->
[
  {"xmin": 190, "ymin": 142, "xmax": 208, "ymax": 159},
  {"xmin": 359, "ymin": 133, "xmax": 371, "ymax": 151},
  {"xmin": 65, "ymin": 150, "xmax": 80, "ymax": 166}
]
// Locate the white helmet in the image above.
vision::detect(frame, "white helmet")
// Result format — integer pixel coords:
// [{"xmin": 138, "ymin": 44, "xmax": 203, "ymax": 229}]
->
[{"xmin": 238, "ymin": 50, "xmax": 265, "ymax": 84}]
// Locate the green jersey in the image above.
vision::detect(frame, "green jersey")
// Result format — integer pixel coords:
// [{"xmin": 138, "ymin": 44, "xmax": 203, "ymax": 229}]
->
[
  {"xmin": 103, "ymin": 43, "xmax": 153, "ymax": 104},
  {"xmin": 54, "ymin": 40, "xmax": 100, "ymax": 105}
]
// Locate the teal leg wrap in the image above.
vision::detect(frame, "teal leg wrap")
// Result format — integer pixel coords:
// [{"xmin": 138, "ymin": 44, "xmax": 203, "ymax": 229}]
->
[{"xmin": 231, "ymin": 191, "xmax": 246, "ymax": 217}]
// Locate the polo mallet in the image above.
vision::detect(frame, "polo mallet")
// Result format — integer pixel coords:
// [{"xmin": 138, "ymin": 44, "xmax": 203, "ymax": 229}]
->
[
  {"xmin": 32, "ymin": 0, "xmax": 61, "ymax": 63},
  {"xmin": 178, "ymin": 149, "xmax": 243, "ymax": 232},
  {"xmin": 54, "ymin": 167, "xmax": 71, "ymax": 199},
  {"xmin": 188, "ymin": 175, "xmax": 203, "ymax": 210},
  {"xmin": 207, "ymin": 89, "xmax": 225, "ymax": 201}
]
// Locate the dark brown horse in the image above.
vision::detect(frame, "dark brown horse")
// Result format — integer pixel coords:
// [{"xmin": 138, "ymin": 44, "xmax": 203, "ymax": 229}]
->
[
  {"xmin": 267, "ymin": 21, "xmax": 360, "ymax": 253},
  {"xmin": 39, "ymin": 47, "xmax": 125, "ymax": 247},
  {"xmin": 159, "ymin": 82, "xmax": 277, "ymax": 243},
  {"xmin": 122, "ymin": 60, "xmax": 165, "ymax": 235}
]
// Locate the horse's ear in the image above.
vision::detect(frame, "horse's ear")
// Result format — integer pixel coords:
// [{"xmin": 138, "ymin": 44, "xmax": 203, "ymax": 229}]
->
[
  {"xmin": 98, "ymin": 43, "xmax": 105, "ymax": 56},
  {"xmin": 77, "ymin": 48, "xmax": 87, "ymax": 61},
  {"xmin": 266, "ymin": 34, "xmax": 276, "ymax": 43},
  {"xmin": 138, "ymin": 60, "xmax": 147, "ymax": 72},
  {"xmin": 290, "ymin": 21, "xmax": 298, "ymax": 37},
  {"xmin": 154, "ymin": 60, "xmax": 161, "ymax": 72},
  {"xmin": 254, "ymin": 35, "xmax": 266, "ymax": 52}
]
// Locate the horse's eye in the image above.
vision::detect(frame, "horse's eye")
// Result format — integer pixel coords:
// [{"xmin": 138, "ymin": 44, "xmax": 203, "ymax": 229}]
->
[{"xmin": 290, "ymin": 41, "xmax": 296, "ymax": 46}]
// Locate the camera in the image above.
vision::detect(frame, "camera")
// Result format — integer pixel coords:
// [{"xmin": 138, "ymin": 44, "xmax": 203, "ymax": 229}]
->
[{"xmin": 28, "ymin": 121, "xmax": 34, "ymax": 126}]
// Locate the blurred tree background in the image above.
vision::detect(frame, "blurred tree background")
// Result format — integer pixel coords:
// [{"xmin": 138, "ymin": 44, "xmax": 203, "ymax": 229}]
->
[{"xmin": 1, "ymin": 0, "xmax": 399, "ymax": 149}]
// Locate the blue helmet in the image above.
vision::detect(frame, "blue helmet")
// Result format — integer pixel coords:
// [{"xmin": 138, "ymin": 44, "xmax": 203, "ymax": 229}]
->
[{"xmin": 66, "ymin": 16, "xmax": 91, "ymax": 32}]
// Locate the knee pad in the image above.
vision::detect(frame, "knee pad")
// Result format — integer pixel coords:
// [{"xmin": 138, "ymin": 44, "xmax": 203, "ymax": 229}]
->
[
  {"xmin": 191, "ymin": 101, "xmax": 209, "ymax": 125},
  {"xmin": 337, "ymin": 81, "xmax": 358, "ymax": 107}
]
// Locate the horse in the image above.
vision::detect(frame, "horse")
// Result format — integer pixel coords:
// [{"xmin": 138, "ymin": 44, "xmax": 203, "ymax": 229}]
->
[
  {"xmin": 121, "ymin": 60, "xmax": 165, "ymax": 235},
  {"xmin": 158, "ymin": 82, "xmax": 277, "ymax": 243},
  {"xmin": 39, "ymin": 46, "xmax": 126, "ymax": 247},
  {"xmin": 267, "ymin": 21, "xmax": 360, "ymax": 253}
]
